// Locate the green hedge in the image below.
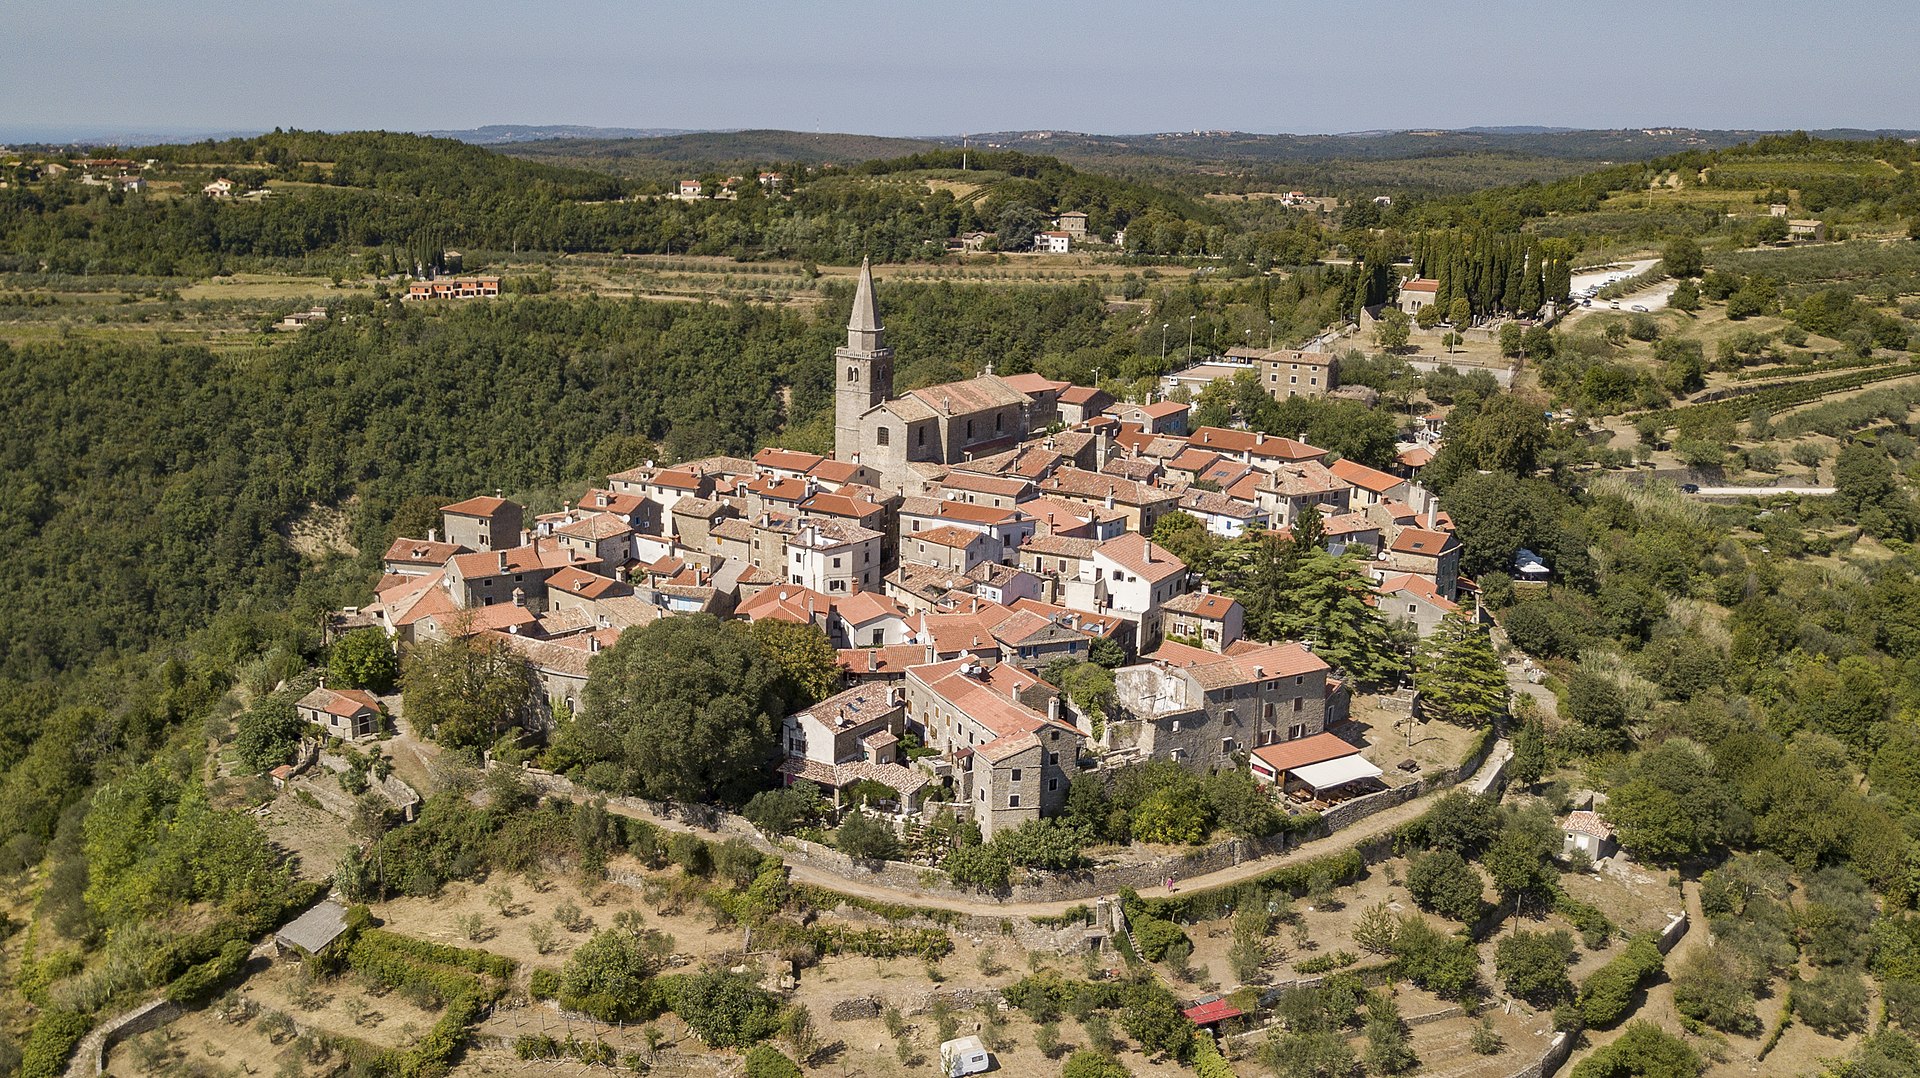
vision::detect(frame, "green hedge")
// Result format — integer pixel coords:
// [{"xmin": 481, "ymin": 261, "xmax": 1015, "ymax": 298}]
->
[
  {"xmin": 1459, "ymin": 723, "xmax": 1497, "ymax": 770},
  {"xmin": 1132, "ymin": 848, "xmax": 1365, "ymax": 923},
  {"xmin": 1578, "ymin": 935, "xmax": 1665, "ymax": 1029},
  {"xmin": 18, "ymin": 1010, "xmax": 92, "ymax": 1078},
  {"xmin": 166, "ymin": 939, "xmax": 254, "ymax": 1005}
]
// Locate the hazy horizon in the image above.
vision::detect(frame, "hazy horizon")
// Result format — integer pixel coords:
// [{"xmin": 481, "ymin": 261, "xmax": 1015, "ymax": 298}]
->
[{"xmin": 6, "ymin": 1, "xmax": 1918, "ymax": 140}]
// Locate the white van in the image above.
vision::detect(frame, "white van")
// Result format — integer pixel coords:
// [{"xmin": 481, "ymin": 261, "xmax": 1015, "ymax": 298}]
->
[{"xmin": 940, "ymin": 1035, "xmax": 993, "ymax": 1076}]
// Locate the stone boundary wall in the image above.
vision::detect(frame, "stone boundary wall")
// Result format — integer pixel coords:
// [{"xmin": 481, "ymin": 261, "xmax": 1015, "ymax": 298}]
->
[
  {"xmin": 1655, "ymin": 911, "xmax": 1689, "ymax": 955},
  {"xmin": 501, "ymin": 731, "xmax": 1506, "ymax": 909},
  {"xmin": 65, "ymin": 999, "xmax": 180, "ymax": 1078},
  {"xmin": 1505, "ymin": 1030, "xmax": 1573, "ymax": 1078}
]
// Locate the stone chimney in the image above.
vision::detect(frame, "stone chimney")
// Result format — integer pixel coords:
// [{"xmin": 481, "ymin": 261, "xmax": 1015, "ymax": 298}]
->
[
  {"xmin": 428, "ymin": 527, "xmax": 438, "ymax": 543},
  {"xmin": 512, "ymin": 586, "xmax": 526, "ymax": 607},
  {"xmin": 589, "ymin": 635, "xmax": 601, "ymax": 654},
  {"xmin": 497, "ymin": 550, "xmax": 509, "ymax": 572}
]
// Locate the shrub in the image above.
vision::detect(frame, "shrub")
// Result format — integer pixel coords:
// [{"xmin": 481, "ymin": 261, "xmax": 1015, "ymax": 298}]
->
[
  {"xmin": 1495, "ymin": 930, "xmax": 1577, "ymax": 1006},
  {"xmin": 1406, "ymin": 849, "xmax": 1484, "ymax": 922},
  {"xmin": 1061, "ymin": 1049, "xmax": 1131, "ymax": 1078},
  {"xmin": 669, "ymin": 969, "xmax": 782, "ymax": 1048},
  {"xmin": 1295, "ymin": 951, "xmax": 1358, "ymax": 975},
  {"xmin": 166, "ymin": 939, "xmax": 253, "ymax": 1005},
  {"xmin": 529, "ymin": 968, "xmax": 559, "ymax": 1000},
  {"xmin": 1132, "ymin": 917, "xmax": 1189, "ymax": 963},
  {"xmin": 1568, "ymin": 1020, "xmax": 1701, "ymax": 1078},
  {"xmin": 943, "ymin": 843, "xmax": 1011, "ymax": 891},
  {"xmin": 1794, "ymin": 967, "xmax": 1868, "ymax": 1036},
  {"xmin": 1577, "ymin": 936, "xmax": 1664, "ymax": 1029},
  {"xmin": 18, "ymin": 1011, "xmax": 91, "ymax": 1078},
  {"xmin": 833, "ymin": 811, "xmax": 899, "ymax": 861},
  {"xmin": 743, "ymin": 1043, "xmax": 804, "ymax": 1078},
  {"xmin": 668, "ymin": 832, "xmax": 712, "ymax": 875}
]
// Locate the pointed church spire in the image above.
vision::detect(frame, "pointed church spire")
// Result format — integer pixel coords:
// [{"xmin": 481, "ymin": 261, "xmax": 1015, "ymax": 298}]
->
[{"xmin": 847, "ymin": 256, "xmax": 884, "ymax": 352}]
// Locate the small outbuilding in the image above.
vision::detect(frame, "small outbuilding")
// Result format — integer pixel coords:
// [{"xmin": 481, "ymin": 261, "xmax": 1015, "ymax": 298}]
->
[
  {"xmin": 939, "ymin": 1034, "xmax": 993, "ymax": 1076},
  {"xmin": 1562, "ymin": 810, "xmax": 1618, "ymax": 862},
  {"xmin": 274, "ymin": 899, "xmax": 350, "ymax": 959},
  {"xmin": 1182, "ymin": 995, "xmax": 1245, "ymax": 1032}
]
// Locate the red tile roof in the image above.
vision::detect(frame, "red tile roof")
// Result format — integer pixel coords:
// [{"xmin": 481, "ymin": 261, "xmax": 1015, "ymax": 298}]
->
[
  {"xmin": 1094, "ymin": 533, "xmax": 1186, "ymax": 584},
  {"xmin": 1251, "ymin": 731, "xmax": 1363, "ymax": 774},
  {"xmin": 383, "ymin": 537, "xmax": 466, "ymax": 565},
  {"xmin": 1329, "ymin": 458, "xmax": 1404, "ymax": 495},
  {"xmin": 441, "ymin": 495, "xmax": 513, "ymax": 517},
  {"xmin": 753, "ymin": 447, "xmax": 828, "ymax": 474},
  {"xmin": 1390, "ymin": 528, "xmax": 1457, "ymax": 556}
]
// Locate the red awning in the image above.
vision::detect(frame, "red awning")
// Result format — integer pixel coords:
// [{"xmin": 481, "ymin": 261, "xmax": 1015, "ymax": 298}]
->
[{"xmin": 1182, "ymin": 1000, "xmax": 1244, "ymax": 1026}]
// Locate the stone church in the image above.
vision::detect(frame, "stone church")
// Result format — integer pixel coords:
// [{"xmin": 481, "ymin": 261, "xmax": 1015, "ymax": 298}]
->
[{"xmin": 834, "ymin": 259, "xmax": 1050, "ymax": 492}]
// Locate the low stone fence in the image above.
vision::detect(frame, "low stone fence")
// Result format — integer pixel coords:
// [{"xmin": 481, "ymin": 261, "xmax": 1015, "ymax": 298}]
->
[
  {"xmin": 1655, "ymin": 911, "xmax": 1689, "ymax": 955},
  {"xmin": 1505, "ymin": 1030, "xmax": 1573, "ymax": 1078},
  {"xmin": 66, "ymin": 999, "xmax": 180, "ymax": 1078}
]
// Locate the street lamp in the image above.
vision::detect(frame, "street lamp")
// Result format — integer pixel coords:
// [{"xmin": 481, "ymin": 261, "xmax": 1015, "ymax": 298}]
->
[
  {"xmin": 1186, "ymin": 315, "xmax": 1196, "ymax": 364},
  {"xmin": 1268, "ymin": 319, "xmax": 1276, "ymax": 349},
  {"xmin": 1160, "ymin": 323, "xmax": 1169, "ymax": 366}
]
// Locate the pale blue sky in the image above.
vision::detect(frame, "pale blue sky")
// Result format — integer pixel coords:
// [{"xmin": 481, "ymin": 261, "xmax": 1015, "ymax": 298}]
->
[{"xmin": 4, "ymin": 0, "xmax": 1916, "ymax": 141}]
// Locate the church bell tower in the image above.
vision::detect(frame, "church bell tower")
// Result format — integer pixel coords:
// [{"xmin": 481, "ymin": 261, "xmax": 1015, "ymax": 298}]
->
[{"xmin": 834, "ymin": 257, "xmax": 893, "ymax": 462}]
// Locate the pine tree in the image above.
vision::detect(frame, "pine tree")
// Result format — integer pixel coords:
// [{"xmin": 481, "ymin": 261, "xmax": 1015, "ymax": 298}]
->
[
  {"xmin": 1415, "ymin": 609, "xmax": 1509, "ymax": 726},
  {"xmin": 1290, "ymin": 505, "xmax": 1327, "ymax": 556},
  {"xmin": 1510, "ymin": 714, "xmax": 1547, "ymax": 791},
  {"xmin": 1270, "ymin": 550, "xmax": 1407, "ymax": 687}
]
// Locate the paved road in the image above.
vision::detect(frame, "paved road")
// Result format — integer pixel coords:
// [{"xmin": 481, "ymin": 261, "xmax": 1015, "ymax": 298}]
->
[{"xmin": 1687, "ymin": 485, "xmax": 1835, "ymax": 497}]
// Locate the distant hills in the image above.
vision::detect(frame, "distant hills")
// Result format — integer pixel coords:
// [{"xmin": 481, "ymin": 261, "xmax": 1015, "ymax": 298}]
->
[{"xmin": 417, "ymin": 124, "xmax": 705, "ymax": 144}]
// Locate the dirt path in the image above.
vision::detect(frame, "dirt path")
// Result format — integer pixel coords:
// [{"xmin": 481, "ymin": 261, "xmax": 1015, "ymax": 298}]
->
[{"xmin": 580, "ymin": 741, "xmax": 1512, "ymax": 920}]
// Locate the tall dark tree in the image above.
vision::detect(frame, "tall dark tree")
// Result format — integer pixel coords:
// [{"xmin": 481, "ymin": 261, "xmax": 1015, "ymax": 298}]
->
[{"xmin": 569, "ymin": 615, "xmax": 782, "ymax": 803}]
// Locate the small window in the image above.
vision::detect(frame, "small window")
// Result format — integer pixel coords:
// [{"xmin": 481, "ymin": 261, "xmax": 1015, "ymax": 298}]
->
[
  {"xmin": 1171, "ymin": 720, "xmax": 1181, "ymax": 732},
  {"xmin": 847, "ymin": 366, "xmax": 857, "ymax": 382},
  {"xmin": 1010, "ymin": 769, "xmax": 1022, "ymax": 782},
  {"xmin": 1048, "ymin": 778, "xmax": 1059, "ymax": 792},
  {"xmin": 1047, "ymin": 751, "xmax": 1058, "ymax": 765},
  {"xmin": 1294, "ymin": 698, "xmax": 1304, "ymax": 712},
  {"xmin": 917, "ymin": 426, "xmax": 928, "ymax": 446},
  {"xmin": 877, "ymin": 426, "xmax": 891, "ymax": 446},
  {"xmin": 1009, "ymin": 794, "xmax": 1022, "ymax": 808}
]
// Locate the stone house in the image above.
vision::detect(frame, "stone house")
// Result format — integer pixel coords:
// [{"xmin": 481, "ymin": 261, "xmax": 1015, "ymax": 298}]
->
[
  {"xmin": 440, "ymin": 495, "xmax": 523, "ymax": 551},
  {"xmin": 296, "ymin": 683, "xmax": 382, "ymax": 741},
  {"xmin": 1110, "ymin": 640, "xmax": 1335, "ymax": 772}
]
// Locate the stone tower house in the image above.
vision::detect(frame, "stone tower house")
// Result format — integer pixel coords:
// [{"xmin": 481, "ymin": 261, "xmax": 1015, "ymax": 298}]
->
[{"xmin": 834, "ymin": 257, "xmax": 893, "ymax": 462}]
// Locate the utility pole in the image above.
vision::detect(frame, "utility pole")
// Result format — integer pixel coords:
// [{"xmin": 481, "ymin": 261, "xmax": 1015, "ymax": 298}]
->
[
  {"xmin": 1187, "ymin": 315, "xmax": 1196, "ymax": 364},
  {"xmin": 1161, "ymin": 322, "xmax": 1169, "ymax": 366},
  {"xmin": 1269, "ymin": 318, "xmax": 1276, "ymax": 349}
]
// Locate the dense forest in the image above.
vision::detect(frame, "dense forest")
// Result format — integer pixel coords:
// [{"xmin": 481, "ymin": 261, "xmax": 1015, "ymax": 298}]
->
[{"xmin": 0, "ymin": 132, "xmax": 1229, "ymax": 273}]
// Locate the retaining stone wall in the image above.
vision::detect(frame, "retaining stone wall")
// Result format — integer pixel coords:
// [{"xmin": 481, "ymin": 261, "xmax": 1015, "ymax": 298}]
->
[
  {"xmin": 504, "ymin": 731, "xmax": 1505, "ymax": 910},
  {"xmin": 66, "ymin": 999, "xmax": 180, "ymax": 1078}
]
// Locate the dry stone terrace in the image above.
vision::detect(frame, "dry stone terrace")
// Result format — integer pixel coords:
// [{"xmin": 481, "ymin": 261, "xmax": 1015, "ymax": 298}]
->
[{"xmin": 351, "ymin": 258, "xmax": 1467, "ymax": 839}]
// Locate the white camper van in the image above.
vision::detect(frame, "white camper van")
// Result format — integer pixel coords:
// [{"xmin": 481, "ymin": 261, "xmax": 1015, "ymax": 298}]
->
[{"xmin": 939, "ymin": 1035, "xmax": 992, "ymax": 1076}]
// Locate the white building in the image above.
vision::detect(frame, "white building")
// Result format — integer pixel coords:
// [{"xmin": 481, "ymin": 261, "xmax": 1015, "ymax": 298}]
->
[
  {"xmin": 1033, "ymin": 231, "xmax": 1072, "ymax": 254},
  {"xmin": 786, "ymin": 518, "xmax": 885, "ymax": 595}
]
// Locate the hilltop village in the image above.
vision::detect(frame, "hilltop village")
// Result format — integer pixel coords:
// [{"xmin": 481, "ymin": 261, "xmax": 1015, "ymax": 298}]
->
[{"xmin": 359, "ymin": 260, "xmax": 1465, "ymax": 837}]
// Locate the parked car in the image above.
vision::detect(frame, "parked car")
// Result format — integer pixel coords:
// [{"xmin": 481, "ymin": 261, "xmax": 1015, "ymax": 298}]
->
[
  {"xmin": 1608, "ymin": 301, "xmax": 1621, "ymax": 309},
  {"xmin": 1630, "ymin": 304, "xmax": 1648, "ymax": 312},
  {"xmin": 1680, "ymin": 483, "xmax": 1700, "ymax": 493}
]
